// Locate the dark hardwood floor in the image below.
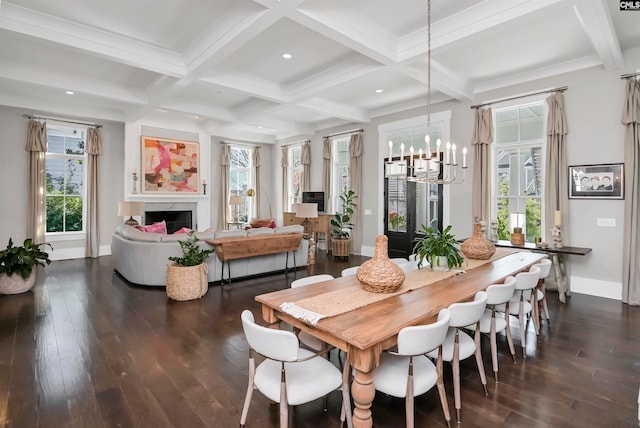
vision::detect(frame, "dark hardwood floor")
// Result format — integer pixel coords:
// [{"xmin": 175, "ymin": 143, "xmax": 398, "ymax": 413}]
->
[{"xmin": 0, "ymin": 252, "xmax": 638, "ymax": 427}]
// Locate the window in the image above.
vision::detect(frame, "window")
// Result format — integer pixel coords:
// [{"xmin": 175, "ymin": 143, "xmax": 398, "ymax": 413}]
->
[
  {"xmin": 332, "ymin": 137, "xmax": 350, "ymax": 212},
  {"xmin": 493, "ymin": 102, "xmax": 545, "ymax": 242},
  {"xmin": 229, "ymin": 146, "xmax": 254, "ymax": 222},
  {"xmin": 45, "ymin": 124, "xmax": 86, "ymax": 234},
  {"xmin": 287, "ymin": 145, "xmax": 303, "ymax": 211}
]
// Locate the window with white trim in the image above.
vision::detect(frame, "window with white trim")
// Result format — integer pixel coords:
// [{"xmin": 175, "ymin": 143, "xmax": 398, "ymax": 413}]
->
[
  {"xmin": 492, "ymin": 101, "xmax": 546, "ymax": 242},
  {"xmin": 229, "ymin": 146, "xmax": 254, "ymax": 222},
  {"xmin": 45, "ymin": 124, "xmax": 87, "ymax": 234},
  {"xmin": 287, "ymin": 144, "xmax": 303, "ymax": 211}
]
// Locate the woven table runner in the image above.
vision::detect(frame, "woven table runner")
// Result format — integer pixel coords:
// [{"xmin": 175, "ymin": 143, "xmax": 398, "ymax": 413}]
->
[{"xmin": 280, "ymin": 248, "xmax": 521, "ymax": 325}]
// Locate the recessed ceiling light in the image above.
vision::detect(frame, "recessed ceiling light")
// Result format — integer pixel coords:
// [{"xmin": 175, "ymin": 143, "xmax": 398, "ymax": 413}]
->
[
  {"xmin": 282, "ymin": 53, "xmax": 292, "ymax": 59},
  {"xmin": 194, "ymin": 115, "xmax": 201, "ymax": 119},
  {"xmin": 65, "ymin": 90, "xmax": 74, "ymax": 95},
  {"xmin": 258, "ymin": 125, "xmax": 263, "ymax": 129},
  {"xmin": 376, "ymin": 89, "xmax": 384, "ymax": 93}
]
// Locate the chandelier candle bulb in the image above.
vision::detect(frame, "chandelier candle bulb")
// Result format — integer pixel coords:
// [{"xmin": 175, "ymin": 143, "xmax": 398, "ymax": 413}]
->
[
  {"xmin": 445, "ymin": 142, "xmax": 451, "ymax": 164},
  {"xmin": 418, "ymin": 147, "xmax": 423, "ymax": 160},
  {"xmin": 400, "ymin": 143, "xmax": 405, "ymax": 160},
  {"xmin": 425, "ymin": 134, "xmax": 431, "ymax": 154},
  {"xmin": 462, "ymin": 147, "xmax": 468, "ymax": 168},
  {"xmin": 452, "ymin": 144, "xmax": 457, "ymax": 164},
  {"xmin": 388, "ymin": 140, "xmax": 393, "ymax": 161},
  {"xmin": 436, "ymin": 139, "xmax": 441, "ymax": 159},
  {"xmin": 409, "ymin": 146, "xmax": 414, "ymax": 167}
]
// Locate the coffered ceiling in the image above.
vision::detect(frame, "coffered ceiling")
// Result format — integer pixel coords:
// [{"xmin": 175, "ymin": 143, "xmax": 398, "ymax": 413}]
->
[{"xmin": 0, "ymin": 0, "xmax": 638, "ymax": 143}]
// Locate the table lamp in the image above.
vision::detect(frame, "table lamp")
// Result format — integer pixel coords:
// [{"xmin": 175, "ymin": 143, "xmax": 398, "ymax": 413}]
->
[
  {"xmin": 295, "ymin": 202, "xmax": 318, "ymax": 236},
  {"xmin": 118, "ymin": 201, "xmax": 144, "ymax": 226},
  {"xmin": 229, "ymin": 195, "xmax": 244, "ymax": 222}
]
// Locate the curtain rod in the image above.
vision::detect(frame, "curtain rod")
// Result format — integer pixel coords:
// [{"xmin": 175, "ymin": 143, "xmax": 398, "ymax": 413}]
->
[
  {"xmin": 620, "ymin": 71, "xmax": 640, "ymax": 79},
  {"xmin": 219, "ymin": 140, "xmax": 258, "ymax": 148},
  {"xmin": 470, "ymin": 86, "xmax": 568, "ymax": 109},
  {"xmin": 323, "ymin": 128, "xmax": 364, "ymax": 139},
  {"xmin": 23, "ymin": 114, "xmax": 102, "ymax": 128},
  {"xmin": 281, "ymin": 139, "xmax": 310, "ymax": 148}
]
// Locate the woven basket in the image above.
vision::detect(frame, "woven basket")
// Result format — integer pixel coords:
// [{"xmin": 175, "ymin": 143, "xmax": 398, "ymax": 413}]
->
[
  {"xmin": 332, "ymin": 238, "xmax": 351, "ymax": 258},
  {"xmin": 356, "ymin": 235, "xmax": 404, "ymax": 293},
  {"xmin": 461, "ymin": 223, "xmax": 495, "ymax": 260},
  {"xmin": 166, "ymin": 263, "xmax": 208, "ymax": 301},
  {"xmin": 0, "ymin": 271, "xmax": 36, "ymax": 295}
]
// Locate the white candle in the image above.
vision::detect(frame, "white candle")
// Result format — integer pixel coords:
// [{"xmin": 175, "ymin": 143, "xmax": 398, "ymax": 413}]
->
[
  {"xmin": 452, "ymin": 144, "xmax": 457, "ymax": 164},
  {"xmin": 418, "ymin": 147, "xmax": 423, "ymax": 160},
  {"xmin": 424, "ymin": 134, "xmax": 431, "ymax": 155},
  {"xmin": 388, "ymin": 140, "xmax": 393, "ymax": 161},
  {"xmin": 409, "ymin": 146, "xmax": 414, "ymax": 167},
  {"xmin": 445, "ymin": 141, "xmax": 451, "ymax": 164},
  {"xmin": 400, "ymin": 143, "xmax": 405, "ymax": 161},
  {"xmin": 202, "ymin": 179, "xmax": 206, "ymax": 185},
  {"xmin": 555, "ymin": 210, "xmax": 562, "ymax": 227},
  {"xmin": 436, "ymin": 139, "xmax": 441, "ymax": 160},
  {"xmin": 462, "ymin": 147, "xmax": 467, "ymax": 168}
]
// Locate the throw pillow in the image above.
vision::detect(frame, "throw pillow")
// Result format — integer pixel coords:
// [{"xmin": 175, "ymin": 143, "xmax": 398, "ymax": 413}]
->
[
  {"xmin": 250, "ymin": 218, "xmax": 275, "ymax": 228},
  {"xmin": 136, "ymin": 220, "xmax": 168, "ymax": 234},
  {"xmin": 173, "ymin": 227, "xmax": 192, "ymax": 234},
  {"xmin": 267, "ymin": 219, "xmax": 276, "ymax": 228}
]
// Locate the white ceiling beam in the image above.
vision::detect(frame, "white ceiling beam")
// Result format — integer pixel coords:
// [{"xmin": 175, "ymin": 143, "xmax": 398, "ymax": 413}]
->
[
  {"xmin": 0, "ymin": 92, "xmax": 124, "ymax": 122},
  {"xmin": 159, "ymin": 101, "xmax": 236, "ymax": 123},
  {"xmin": 572, "ymin": 0, "xmax": 623, "ymax": 71},
  {"xmin": 200, "ymin": 73, "xmax": 288, "ymax": 104},
  {"xmin": 298, "ymin": 98, "xmax": 369, "ymax": 123},
  {"xmin": 0, "ymin": 2, "xmax": 185, "ymax": 77},
  {"xmin": 0, "ymin": 63, "xmax": 148, "ymax": 105}
]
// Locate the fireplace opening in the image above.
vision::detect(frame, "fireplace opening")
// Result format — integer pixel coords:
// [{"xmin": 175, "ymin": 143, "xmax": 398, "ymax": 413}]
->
[{"xmin": 145, "ymin": 210, "xmax": 192, "ymax": 234}]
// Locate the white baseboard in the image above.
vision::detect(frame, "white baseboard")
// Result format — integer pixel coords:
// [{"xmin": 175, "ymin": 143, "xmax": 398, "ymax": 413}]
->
[
  {"xmin": 360, "ymin": 245, "xmax": 374, "ymax": 257},
  {"xmin": 50, "ymin": 244, "xmax": 112, "ymax": 261},
  {"xmin": 569, "ymin": 275, "xmax": 622, "ymax": 301}
]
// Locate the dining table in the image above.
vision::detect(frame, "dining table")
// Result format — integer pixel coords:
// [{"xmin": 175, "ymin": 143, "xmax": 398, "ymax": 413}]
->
[{"xmin": 256, "ymin": 249, "xmax": 546, "ymax": 427}]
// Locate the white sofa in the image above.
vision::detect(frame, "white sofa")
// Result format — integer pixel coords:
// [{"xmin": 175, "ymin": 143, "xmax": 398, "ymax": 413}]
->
[{"xmin": 111, "ymin": 225, "xmax": 308, "ymax": 286}]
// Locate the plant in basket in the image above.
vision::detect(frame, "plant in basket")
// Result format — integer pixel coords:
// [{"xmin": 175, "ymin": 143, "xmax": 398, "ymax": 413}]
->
[
  {"xmin": 166, "ymin": 231, "xmax": 214, "ymax": 301},
  {"xmin": 330, "ymin": 189, "xmax": 357, "ymax": 258},
  {"xmin": 0, "ymin": 238, "xmax": 52, "ymax": 294}
]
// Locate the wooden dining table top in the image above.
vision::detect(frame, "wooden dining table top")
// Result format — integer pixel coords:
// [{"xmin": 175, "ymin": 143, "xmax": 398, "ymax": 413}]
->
[{"xmin": 256, "ymin": 251, "xmax": 546, "ymax": 372}]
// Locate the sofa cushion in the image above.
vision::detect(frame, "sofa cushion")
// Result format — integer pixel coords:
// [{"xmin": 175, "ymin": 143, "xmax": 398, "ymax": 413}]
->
[
  {"xmin": 118, "ymin": 225, "xmax": 164, "ymax": 242},
  {"xmin": 159, "ymin": 230, "xmax": 217, "ymax": 242},
  {"xmin": 215, "ymin": 229, "xmax": 248, "ymax": 239},
  {"xmin": 247, "ymin": 227, "xmax": 275, "ymax": 237},
  {"xmin": 136, "ymin": 220, "xmax": 168, "ymax": 234},
  {"xmin": 275, "ymin": 225, "xmax": 304, "ymax": 235}
]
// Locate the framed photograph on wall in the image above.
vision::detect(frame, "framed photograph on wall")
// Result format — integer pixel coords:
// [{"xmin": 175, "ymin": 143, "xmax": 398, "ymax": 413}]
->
[
  {"xmin": 141, "ymin": 136, "xmax": 200, "ymax": 194},
  {"xmin": 568, "ymin": 163, "xmax": 624, "ymax": 199}
]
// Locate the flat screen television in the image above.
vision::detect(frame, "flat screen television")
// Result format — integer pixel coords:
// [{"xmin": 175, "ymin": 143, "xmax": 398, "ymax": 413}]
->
[{"xmin": 302, "ymin": 191, "xmax": 325, "ymax": 213}]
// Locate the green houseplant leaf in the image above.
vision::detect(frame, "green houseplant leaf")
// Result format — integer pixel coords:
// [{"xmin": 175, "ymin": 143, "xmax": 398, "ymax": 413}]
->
[
  {"xmin": 168, "ymin": 231, "xmax": 215, "ymax": 267},
  {"xmin": 0, "ymin": 238, "xmax": 52, "ymax": 279},
  {"xmin": 412, "ymin": 225, "xmax": 464, "ymax": 270},
  {"xmin": 330, "ymin": 189, "xmax": 357, "ymax": 239}
]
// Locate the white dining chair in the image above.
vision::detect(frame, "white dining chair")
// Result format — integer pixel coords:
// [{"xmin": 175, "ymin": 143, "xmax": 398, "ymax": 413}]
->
[
  {"xmin": 427, "ymin": 291, "xmax": 489, "ymax": 423},
  {"xmin": 341, "ymin": 266, "xmax": 359, "ymax": 277},
  {"xmin": 465, "ymin": 276, "xmax": 517, "ymax": 382},
  {"xmin": 372, "ymin": 308, "xmax": 452, "ymax": 428},
  {"xmin": 496, "ymin": 265, "xmax": 541, "ymax": 355},
  {"xmin": 291, "ymin": 274, "xmax": 334, "ymax": 351},
  {"xmin": 533, "ymin": 258, "xmax": 553, "ymax": 328},
  {"xmin": 239, "ymin": 310, "xmax": 352, "ymax": 428}
]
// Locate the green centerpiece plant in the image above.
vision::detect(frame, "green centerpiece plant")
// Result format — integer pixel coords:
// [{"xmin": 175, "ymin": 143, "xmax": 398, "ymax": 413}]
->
[{"xmin": 412, "ymin": 225, "xmax": 464, "ymax": 270}]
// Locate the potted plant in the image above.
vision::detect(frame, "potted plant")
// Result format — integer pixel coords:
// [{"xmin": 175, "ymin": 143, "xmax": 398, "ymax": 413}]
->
[
  {"xmin": 330, "ymin": 189, "xmax": 357, "ymax": 258},
  {"xmin": 412, "ymin": 225, "xmax": 464, "ymax": 271},
  {"xmin": 166, "ymin": 231, "xmax": 214, "ymax": 301},
  {"xmin": 0, "ymin": 238, "xmax": 52, "ymax": 294}
]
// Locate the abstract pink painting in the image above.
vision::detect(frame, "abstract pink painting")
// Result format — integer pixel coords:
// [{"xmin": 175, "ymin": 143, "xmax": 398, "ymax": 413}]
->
[{"xmin": 141, "ymin": 136, "xmax": 200, "ymax": 193}]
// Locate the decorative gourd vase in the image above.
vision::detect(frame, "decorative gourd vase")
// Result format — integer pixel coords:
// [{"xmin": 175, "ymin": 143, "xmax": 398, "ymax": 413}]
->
[
  {"xmin": 461, "ymin": 223, "xmax": 496, "ymax": 260},
  {"xmin": 356, "ymin": 235, "xmax": 405, "ymax": 293}
]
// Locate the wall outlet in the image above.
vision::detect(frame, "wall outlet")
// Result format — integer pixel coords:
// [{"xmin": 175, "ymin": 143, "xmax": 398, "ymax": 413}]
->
[
  {"xmin": 364, "ymin": 209, "xmax": 372, "ymax": 215},
  {"xmin": 596, "ymin": 218, "xmax": 616, "ymax": 227}
]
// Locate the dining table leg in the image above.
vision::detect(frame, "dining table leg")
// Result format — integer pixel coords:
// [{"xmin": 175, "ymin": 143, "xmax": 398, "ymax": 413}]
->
[{"xmin": 351, "ymin": 368, "xmax": 375, "ymax": 427}]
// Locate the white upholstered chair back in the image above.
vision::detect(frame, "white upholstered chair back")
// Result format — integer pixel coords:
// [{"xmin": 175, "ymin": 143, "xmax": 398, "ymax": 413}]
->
[{"xmin": 397, "ymin": 309, "xmax": 450, "ymax": 355}]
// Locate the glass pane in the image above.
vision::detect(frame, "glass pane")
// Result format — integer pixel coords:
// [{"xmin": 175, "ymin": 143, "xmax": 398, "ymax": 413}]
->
[
  {"xmin": 47, "ymin": 134, "xmax": 65, "ymax": 154},
  {"xmin": 387, "ymin": 176, "xmax": 406, "ymax": 232},
  {"xmin": 495, "ymin": 108, "xmax": 518, "ymax": 143},
  {"xmin": 65, "ymin": 196, "xmax": 83, "ymax": 231},
  {"xmin": 525, "ymin": 197, "xmax": 541, "ymax": 242},
  {"xmin": 496, "ymin": 197, "xmax": 511, "ymax": 240},
  {"xmin": 65, "ymin": 159, "xmax": 84, "ymax": 195},
  {"xmin": 46, "ymin": 196, "xmax": 64, "ymax": 232},
  {"xmin": 46, "ymin": 158, "xmax": 65, "ymax": 193},
  {"xmin": 65, "ymin": 129, "xmax": 85, "ymax": 155},
  {"xmin": 519, "ymin": 104, "xmax": 543, "ymax": 140}
]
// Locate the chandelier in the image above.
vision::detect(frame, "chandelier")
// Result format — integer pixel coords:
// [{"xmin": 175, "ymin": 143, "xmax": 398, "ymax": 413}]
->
[{"xmin": 385, "ymin": 0, "xmax": 467, "ymax": 184}]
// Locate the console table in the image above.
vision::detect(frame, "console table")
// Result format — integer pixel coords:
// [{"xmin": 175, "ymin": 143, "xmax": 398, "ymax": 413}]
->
[
  {"xmin": 492, "ymin": 240, "xmax": 592, "ymax": 303},
  {"xmin": 283, "ymin": 212, "xmax": 332, "ymax": 249}
]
